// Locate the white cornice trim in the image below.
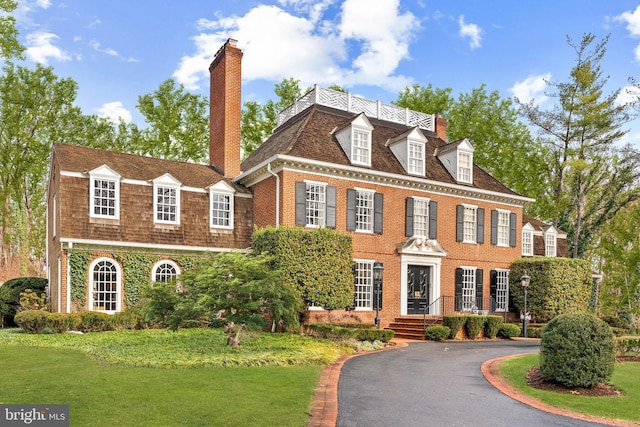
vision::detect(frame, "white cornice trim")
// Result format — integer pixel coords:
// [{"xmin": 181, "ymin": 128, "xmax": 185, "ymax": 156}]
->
[
  {"xmin": 236, "ymin": 155, "xmax": 534, "ymax": 207},
  {"xmin": 60, "ymin": 237, "xmax": 243, "ymax": 253}
]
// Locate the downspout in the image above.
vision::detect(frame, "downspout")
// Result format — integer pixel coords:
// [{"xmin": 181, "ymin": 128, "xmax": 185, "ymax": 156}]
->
[
  {"xmin": 267, "ymin": 162, "xmax": 280, "ymax": 333},
  {"xmin": 266, "ymin": 163, "xmax": 280, "ymax": 228}
]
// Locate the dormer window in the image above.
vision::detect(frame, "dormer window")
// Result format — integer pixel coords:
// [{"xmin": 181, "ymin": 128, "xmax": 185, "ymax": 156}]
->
[
  {"xmin": 89, "ymin": 165, "xmax": 121, "ymax": 220},
  {"xmin": 436, "ymin": 138, "xmax": 474, "ymax": 184},
  {"xmin": 408, "ymin": 141, "xmax": 424, "ymax": 175},
  {"xmin": 522, "ymin": 223, "xmax": 534, "ymax": 256},
  {"xmin": 387, "ymin": 127, "xmax": 427, "ymax": 176},
  {"xmin": 153, "ymin": 174, "xmax": 181, "ymax": 225},
  {"xmin": 334, "ymin": 113, "xmax": 374, "ymax": 167},
  {"xmin": 545, "ymin": 228, "xmax": 557, "ymax": 257},
  {"xmin": 209, "ymin": 181, "xmax": 236, "ymax": 230}
]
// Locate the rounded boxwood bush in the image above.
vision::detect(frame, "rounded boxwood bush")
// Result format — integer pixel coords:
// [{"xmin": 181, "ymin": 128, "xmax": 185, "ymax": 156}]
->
[
  {"xmin": 425, "ymin": 325, "xmax": 451, "ymax": 341},
  {"xmin": 540, "ymin": 313, "xmax": 615, "ymax": 388},
  {"xmin": 14, "ymin": 309, "xmax": 49, "ymax": 334},
  {"xmin": 0, "ymin": 277, "xmax": 48, "ymax": 326},
  {"xmin": 497, "ymin": 323, "xmax": 521, "ymax": 338}
]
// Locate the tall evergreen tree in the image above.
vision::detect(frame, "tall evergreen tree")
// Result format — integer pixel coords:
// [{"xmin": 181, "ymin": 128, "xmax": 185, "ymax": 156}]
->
[{"xmin": 517, "ymin": 33, "xmax": 640, "ymax": 257}]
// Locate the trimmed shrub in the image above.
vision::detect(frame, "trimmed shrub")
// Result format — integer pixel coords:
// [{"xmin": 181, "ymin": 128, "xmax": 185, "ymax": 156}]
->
[
  {"xmin": 465, "ymin": 316, "xmax": 486, "ymax": 340},
  {"xmin": 484, "ymin": 316, "xmax": 503, "ymax": 339},
  {"xmin": 443, "ymin": 316, "xmax": 466, "ymax": 339},
  {"xmin": 540, "ymin": 313, "xmax": 615, "ymax": 388},
  {"xmin": 616, "ymin": 338, "xmax": 640, "ymax": 357},
  {"xmin": 112, "ymin": 308, "xmax": 142, "ymax": 330},
  {"xmin": 527, "ymin": 327, "xmax": 542, "ymax": 338},
  {"xmin": 78, "ymin": 311, "xmax": 114, "ymax": 332},
  {"xmin": 0, "ymin": 277, "xmax": 48, "ymax": 326},
  {"xmin": 356, "ymin": 329, "xmax": 394, "ymax": 342},
  {"xmin": 307, "ymin": 324, "xmax": 359, "ymax": 341},
  {"xmin": 498, "ymin": 323, "xmax": 521, "ymax": 338},
  {"xmin": 46, "ymin": 313, "xmax": 72, "ymax": 333},
  {"xmin": 425, "ymin": 325, "xmax": 451, "ymax": 341},
  {"xmin": 14, "ymin": 310, "xmax": 49, "ymax": 334}
]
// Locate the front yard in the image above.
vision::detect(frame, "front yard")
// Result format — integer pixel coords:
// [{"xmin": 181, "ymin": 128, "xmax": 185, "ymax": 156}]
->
[{"xmin": 0, "ymin": 328, "xmax": 354, "ymax": 426}]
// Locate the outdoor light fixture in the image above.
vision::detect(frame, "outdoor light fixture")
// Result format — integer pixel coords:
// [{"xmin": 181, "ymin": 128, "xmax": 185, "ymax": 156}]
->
[
  {"xmin": 373, "ymin": 262, "xmax": 384, "ymax": 329},
  {"xmin": 520, "ymin": 274, "xmax": 531, "ymax": 338}
]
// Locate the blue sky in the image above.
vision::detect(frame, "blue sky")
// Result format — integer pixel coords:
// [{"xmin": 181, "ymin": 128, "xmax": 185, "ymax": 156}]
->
[{"xmin": 11, "ymin": 0, "xmax": 640, "ymax": 147}]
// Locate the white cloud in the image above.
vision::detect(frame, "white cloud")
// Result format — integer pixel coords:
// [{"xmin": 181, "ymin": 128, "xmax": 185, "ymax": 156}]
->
[
  {"xmin": 615, "ymin": 5, "xmax": 640, "ymax": 37},
  {"xmin": 457, "ymin": 15, "xmax": 481, "ymax": 49},
  {"xmin": 88, "ymin": 39, "xmax": 138, "ymax": 62},
  {"xmin": 616, "ymin": 85, "xmax": 640, "ymax": 107},
  {"xmin": 25, "ymin": 31, "xmax": 71, "ymax": 63},
  {"xmin": 173, "ymin": 0, "xmax": 418, "ymax": 93},
  {"xmin": 97, "ymin": 101, "xmax": 132, "ymax": 124},
  {"xmin": 509, "ymin": 73, "xmax": 551, "ymax": 105}
]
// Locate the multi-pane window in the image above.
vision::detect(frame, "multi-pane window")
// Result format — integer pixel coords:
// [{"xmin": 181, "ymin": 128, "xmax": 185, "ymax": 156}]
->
[
  {"xmin": 356, "ymin": 190, "xmax": 374, "ymax": 232},
  {"xmin": 408, "ymin": 141, "xmax": 424, "ymax": 175},
  {"xmin": 305, "ymin": 183, "xmax": 326, "ymax": 227},
  {"xmin": 522, "ymin": 229, "xmax": 533, "ymax": 256},
  {"xmin": 153, "ymin": 261, "xmax": 179, "ymax": 283},
  {"xmin": 92, "ymin": 259, "xmax": 118, "ymax": 312},
  {"xmin": 413, "ymin": 198, "xmax": 429, "ymax": 237},
  {"xmin": 92, "ymin": 178, "xmax": 118, "ymax": 218},
  {"xmin": 495, "ymin": 270, "xmax": 509, "ymax": 312},
  {"xmin": 545, "ymin": 231, "xmax": 557, "ymax": 257},
  {"xmin": 461, "ymin": 267, "xmax": 476, "ymax": 310},
  {"xmin": 352, "ymin": 129, "xmax": 370, "ymax": 165},
  {"xmin": 211, "ymin": 192, "xmax": 232, "ymax": 228},
  {"xmin": 354, "ymin": 260, "xmax": 373, "ymax": 309},
  {"xmin": 458, "ymin": 152, "xmax": 472, "ymax": 183},
  {"xmin": 155, "ymin": 186, "xmax": 178, "ymax": 223},
  {"xmin": 463, "ymin": 206, "xmax": 477, "ymax": 242},
  {"xmin": 497, "ymin": 211, "xmax": 510, "ymax": 246}
]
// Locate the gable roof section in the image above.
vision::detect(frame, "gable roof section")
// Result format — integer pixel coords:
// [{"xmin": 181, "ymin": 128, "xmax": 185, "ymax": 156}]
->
[
  {"xmin": 52, "ymin": 143, "xmax": 250, "ymax": 194},
  {"xmin": 241, "ymin": 104, "xmax": 521, "ymax": 197}
]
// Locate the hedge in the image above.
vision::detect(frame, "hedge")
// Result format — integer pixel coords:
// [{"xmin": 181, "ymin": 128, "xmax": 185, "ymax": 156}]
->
[
  {"xmin": 425, "ymin": 325, "xmax": 451, "ymax": 341},
  {"xmin": 0, "ymin": 277, "xmax": 48, "ymax": 326},
  {"xmin": 443, "ymin": 316, "xmax": 467, "ymax": 339}
]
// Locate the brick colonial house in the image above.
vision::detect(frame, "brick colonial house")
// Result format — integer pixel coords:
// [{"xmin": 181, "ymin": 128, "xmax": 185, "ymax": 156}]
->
[{"xmin": 46, "ymin": 39, "xmax": 566, "ymax": 327}]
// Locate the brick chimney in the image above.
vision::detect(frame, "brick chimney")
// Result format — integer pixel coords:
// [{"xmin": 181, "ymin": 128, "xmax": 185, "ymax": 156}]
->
[
  {"xmin": 209, "ymin": 38, "xmax": 243, "ymax": 177},
  {"xmin": 435, "ymin": 114, "xmax": 448, "ymax": 142}
]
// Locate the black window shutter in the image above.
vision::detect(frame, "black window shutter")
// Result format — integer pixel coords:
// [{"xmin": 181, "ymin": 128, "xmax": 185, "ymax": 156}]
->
[
  {"xmin": 476, "ymin": 269, "xmax": 484, "ymax": 309},
  {"xmin": 373, "ymin": 193, "xmax": 384, "ymax": 234},
  {"xmin": 346, "ymin": 189, "xmax": 356, "ymax": 231},
  {"xmin": 405, "ymin": 197, "xmax": 414, "ymax": 237},
  {"xmin": 490, "ymin": 270, "xmax": 498, "ymax": 312},
  {"xmin": 456, "ymin": 205, "xmax": 464, "ymax": 242},
  {"xmin": 509, "ymin": 212, "xmax": 517, "ymax": 247},
  {"xmin": 429, "ymin": 200, "xmax": 438, "ymax": 240},
  {"xmin": 455, "ymin": 268, "xmax": 463, "ymax": 311},
  {"xmin": 295, "ymin": 182, "xmax": 306, "ymax": 226},
  {"xmin": 326, "ymin": 186, "xmax": 337, "ymax": 229},
  {"xmin": 491, "ymin": 210, "xmax": 498, "ymax": 245},
  {"xmin": 477, "ymin": 208, "xmax": 485, "ymax": 244}
]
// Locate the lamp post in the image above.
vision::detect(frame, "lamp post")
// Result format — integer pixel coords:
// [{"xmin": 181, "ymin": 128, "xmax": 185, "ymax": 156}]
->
[
  {"xmin": 373, "ymin": 262, "xmax": 384, "ymax": 329},
  {"xmin": 520, "ymin": 274, "xmax": 531, "ymax": 338}
]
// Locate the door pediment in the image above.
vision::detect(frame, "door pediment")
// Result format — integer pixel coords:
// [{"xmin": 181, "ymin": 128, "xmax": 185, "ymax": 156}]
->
[{"xmin": 397, "ymin": 237, "xmax": 447, "ymax": 257}]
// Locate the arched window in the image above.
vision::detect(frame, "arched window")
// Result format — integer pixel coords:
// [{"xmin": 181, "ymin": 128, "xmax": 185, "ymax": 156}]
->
[
  {"xmin": 90, "ymin": 258, "xmax": 121, "ymax": 313},
  {"xmin": 152, "ymin": 260, "xmax": 180, "ymax": 283}
]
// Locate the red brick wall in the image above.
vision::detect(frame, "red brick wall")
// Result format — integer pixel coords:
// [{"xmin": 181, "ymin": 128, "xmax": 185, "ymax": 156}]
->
[{"xmin": 209, "ymin": 40, "xmax": 242, "ymax": 177}]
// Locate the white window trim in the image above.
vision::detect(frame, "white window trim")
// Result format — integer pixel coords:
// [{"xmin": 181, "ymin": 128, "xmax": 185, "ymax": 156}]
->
[
  {"xmin": 496, "ymin": 208, "xmax": 511, "ymax": 247},
  {"xmin": 545, "ymin": 230, "xmax": 557, "ymax": 257},
  {"xmin": 460, "ymin": 266, "xmax": 477, "ymax": 311},
  {"xmin": 457, "ymin": 150, "xmax": 473, "ymax": 184},
  {"xmin": 353, "ymin": 259, "xmax": 374, "ymax": 310},
  {"xmin": 494, "ymin": 268, "xmax": 510, "ymax": 312},
  {"xmin": 153, "ymin": 175, "xmax": 181, "ymax": 225},
  {"xmin": 351, "ymin": 126, "xmax": 372, "ymax": 167},
  {"xmin": 354, "ymin": 187, "xmax": 375, "ymax": 234},
  {"xmin": 462, "ymin": 203, "xmax": 477, "ymax": 244},
  {"xmin": 89, "ymin": 166, "xmax": 121, "ymax": 220},
  {"xmin": 89, "ymin": 257, "xmax": 121, "ymax": 314},
  {"xmin": 407, "ymin": 140, "xmax": 425, "ymax": 175},
  {"xmin": 209, "ymin": 182, "xmax": 235, "ymax": 230},
  {"xmin": 304, "ymin": 180, "xmax": 327, "ymax": 228},
  {"xmin": 412, "ymin": 197, "xmax": 430, "ymax": 238},
  {"xmin": 522, "ymin": 224, "xmax": 534, "ymax": 256},
  {"xmin": 151, "ymin": 260, "xmax": 181, "ymax": 283}
]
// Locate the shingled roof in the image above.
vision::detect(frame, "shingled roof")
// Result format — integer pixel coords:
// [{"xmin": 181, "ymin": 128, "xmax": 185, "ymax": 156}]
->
[
  {"xmin": 52, "ymin": 143, "xmax": 250, "ymax": 194},
  {"xmin": 241, "ymin": 104, "xmax": 521, "ymax": 197}
]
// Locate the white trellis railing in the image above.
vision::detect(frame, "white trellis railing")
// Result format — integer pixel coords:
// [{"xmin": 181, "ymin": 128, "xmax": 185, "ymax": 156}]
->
[{"xmin": 277, "ymin": 85, "xmax": 435, "ymax": 131}]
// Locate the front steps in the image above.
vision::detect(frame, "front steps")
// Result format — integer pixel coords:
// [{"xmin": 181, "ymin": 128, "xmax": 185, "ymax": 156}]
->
[{"xmin": 387, "ymin": 316, "xmax": 443, "ymax": 340}]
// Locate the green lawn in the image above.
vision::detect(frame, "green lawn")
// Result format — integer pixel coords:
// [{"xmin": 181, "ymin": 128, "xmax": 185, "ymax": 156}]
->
[
  {"xmin": 499, "ymin": 354, "xmax": 640, "ymax": 424},
  {"xmin": 0, "ymin": 328, "xmax": 354, "ymax": 426}
]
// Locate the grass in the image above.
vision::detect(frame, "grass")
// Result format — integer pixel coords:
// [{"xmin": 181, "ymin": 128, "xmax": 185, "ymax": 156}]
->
[
  {"xmin": 0, "ymin": 328, "xmax": 355, "ymax": 426},
  {"xmin": 499, "ymin": 354, "xmax": 640, "ymax": 424}
]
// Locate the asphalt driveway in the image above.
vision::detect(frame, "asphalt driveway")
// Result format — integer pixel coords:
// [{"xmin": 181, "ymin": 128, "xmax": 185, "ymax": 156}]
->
[{"xmin": 337, "ymin": 340, "xmax": 611, "ymax": 427}]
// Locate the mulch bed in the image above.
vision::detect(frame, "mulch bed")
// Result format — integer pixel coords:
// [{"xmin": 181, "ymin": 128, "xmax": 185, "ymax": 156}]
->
[{"xmin": 526, "ymin": 357, "xmax": 640, "ymax": 397}]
